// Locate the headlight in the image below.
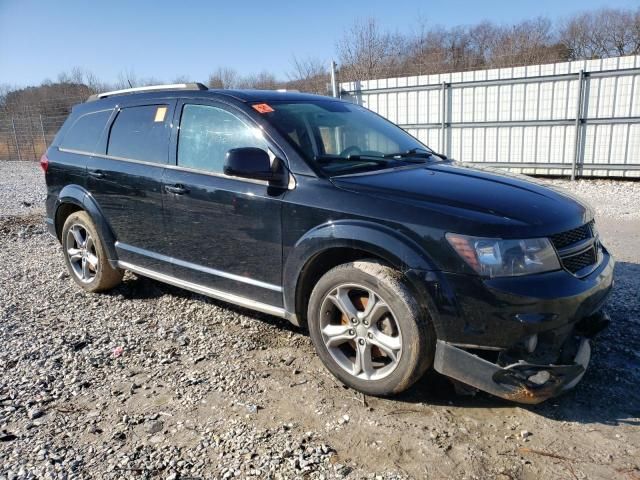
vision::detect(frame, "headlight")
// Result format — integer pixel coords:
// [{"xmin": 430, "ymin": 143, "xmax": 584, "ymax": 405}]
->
[{"xmin": 446, "ymin": 234, "xmax": 561, "ymax": 278}]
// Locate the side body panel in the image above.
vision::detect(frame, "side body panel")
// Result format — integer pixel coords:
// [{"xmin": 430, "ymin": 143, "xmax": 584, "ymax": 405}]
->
[
  {"xmin": 160, "ymin": 98, "xmax": 286, "ymax": 306},
  {"xmin": 280, "ymin": 174, "xmax": 445, "ymax": 329},
  {"xmin": 86, "ymin": 99, "xmax": 176, "ymax": 272}
]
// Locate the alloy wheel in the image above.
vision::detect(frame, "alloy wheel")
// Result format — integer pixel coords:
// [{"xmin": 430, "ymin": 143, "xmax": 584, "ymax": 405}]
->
[
  {"xmin": 65, "ymin": 224, "xmax": 98, "ymax": 283},
  {"xmin": 319, "ymin": 283, "xmax": 402, "ymax": 381}
]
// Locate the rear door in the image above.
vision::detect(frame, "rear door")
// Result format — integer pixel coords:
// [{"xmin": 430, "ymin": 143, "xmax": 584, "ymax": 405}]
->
[
  {"xmin": 86, "ymin": 99, "xmax": 176, "ymax": 272},
  {"xmin": 160, "ymin": 99, "xmax": 285, "ymax": 307}
]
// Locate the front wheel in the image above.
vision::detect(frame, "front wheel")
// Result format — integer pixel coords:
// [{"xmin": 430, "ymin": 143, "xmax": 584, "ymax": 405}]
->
[{"xmin": 307, "ymin": 260, "xmax": 435, "ymax": 396}]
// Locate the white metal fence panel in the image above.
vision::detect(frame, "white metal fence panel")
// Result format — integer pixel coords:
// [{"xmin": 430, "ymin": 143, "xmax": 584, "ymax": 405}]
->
[{"xmin": 340, "ymin": 55, "xmax": 640, "ymax": 178}]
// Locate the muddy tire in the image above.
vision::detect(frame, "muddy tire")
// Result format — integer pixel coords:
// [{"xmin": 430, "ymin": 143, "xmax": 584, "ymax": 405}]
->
[
  {"xmin": 307, "ymin": 259, "xmax": 435, "ymax": 396},
  {"xmin": 61, "ymin": 211, "xmax": 123, "ymax": 292}
]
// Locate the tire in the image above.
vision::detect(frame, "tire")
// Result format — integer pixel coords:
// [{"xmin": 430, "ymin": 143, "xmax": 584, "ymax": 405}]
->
[
  {"xmin": 307, "ymin": 259, "xmax": 435, "ymax": 396},
  {"xmin": 61, "ymin": 211, "xmax": 123, "ymax": 292}
]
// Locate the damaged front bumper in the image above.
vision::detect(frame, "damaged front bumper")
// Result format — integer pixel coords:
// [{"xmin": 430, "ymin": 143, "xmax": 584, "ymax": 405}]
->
[{"xmin": 433, "ymin": 310, "xmax": 609, "ymax": 404}]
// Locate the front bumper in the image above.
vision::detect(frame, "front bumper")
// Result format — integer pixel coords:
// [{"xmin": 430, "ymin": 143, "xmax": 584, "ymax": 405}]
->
[
  {"xmin": 433, "ymin": 309, "xmax": 609, "ymax": 403},
  {"xmin": 432, "ymin": 249, "xmax": 614, "ymax": 350},
  {"xmin": 410, "ymin": 248, "xmax": 614, "ymax": 403}
]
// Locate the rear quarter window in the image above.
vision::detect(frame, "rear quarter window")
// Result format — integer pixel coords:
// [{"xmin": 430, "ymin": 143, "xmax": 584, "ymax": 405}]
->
[
  {"xmin": 59, "ymin": 109, "xmax": 112, "ymax": 153},
  {"xmin": 107, "ymin": 105, "xmax": 170, "ymax": 163}
]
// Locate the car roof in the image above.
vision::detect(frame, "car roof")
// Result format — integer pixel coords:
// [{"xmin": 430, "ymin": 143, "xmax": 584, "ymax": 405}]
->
[
  {"xmin": 74, "ymin": 88, "xmax": 345, "ymax": 116},
  {"xmin": 78, "ymin": 87, "xmax": 342, "ymax": 113},
  {"xmin": 208, "ymin": 89, "xmax": 335, "ymax": 103}
]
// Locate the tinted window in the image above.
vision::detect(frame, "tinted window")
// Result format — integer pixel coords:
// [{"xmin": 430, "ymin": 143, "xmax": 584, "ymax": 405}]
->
[
  {"xmin": 107, "ymin": 105, "xmax": 170, "ymax": 163},
  {"xmin": 178, "ymin": 104, "xmax": 268, "ymax": 173},
  {"xmin": 60, "ymin": 110, "xmax": 112, "ymax": 153}
]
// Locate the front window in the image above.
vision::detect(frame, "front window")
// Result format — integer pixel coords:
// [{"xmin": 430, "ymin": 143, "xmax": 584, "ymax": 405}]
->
[
  {"xmin": 178, "ymin": 104, "xmax": 268, "ymax": 174},
  {"xmin": 258, "ymin": 100, "xmax": 436, "ymax": 176}
]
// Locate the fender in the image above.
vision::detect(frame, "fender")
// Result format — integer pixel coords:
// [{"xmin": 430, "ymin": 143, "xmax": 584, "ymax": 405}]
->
[
  {"xmin": 283, "ymin": 219, "xmax": 442, "ymax": 322},
  {"xmin": 54, "ymin": 185, "xmax": 119, "ymax": 263}
]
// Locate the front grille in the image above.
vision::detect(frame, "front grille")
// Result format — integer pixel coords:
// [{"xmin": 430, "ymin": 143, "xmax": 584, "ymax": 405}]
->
[
  {"xmin": 549, "ymin": 220, "xmax": 594, "ymax": 250},
  {"xmin": 549, "ymin": 220, "xmax": 599, "ymax": 276},
  {"xmin": 562, "ymin": 247, "xmax": 597, "ymax": 274}
]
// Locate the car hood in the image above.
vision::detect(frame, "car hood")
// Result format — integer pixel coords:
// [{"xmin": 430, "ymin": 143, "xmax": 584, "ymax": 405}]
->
[{"xmin": 330, "ymin": 162, "xmax": 594, "ymax": 238}]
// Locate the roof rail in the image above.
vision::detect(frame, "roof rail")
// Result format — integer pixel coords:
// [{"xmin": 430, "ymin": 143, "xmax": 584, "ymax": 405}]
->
[{"xmin": 87, "ymin": 83, "xmax": 208, "ymax": 101}]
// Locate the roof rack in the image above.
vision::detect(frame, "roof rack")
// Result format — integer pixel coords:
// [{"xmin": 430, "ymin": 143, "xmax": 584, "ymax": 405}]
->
[{"xmin": 87, "ymin": 83, "xmax": 208, "ymax": 101}]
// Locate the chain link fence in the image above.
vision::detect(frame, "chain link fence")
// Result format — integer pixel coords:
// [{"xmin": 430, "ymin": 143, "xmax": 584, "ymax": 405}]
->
[{"xmin": 0, "ymin": 97, "xmax": 85, "ymax": 162}]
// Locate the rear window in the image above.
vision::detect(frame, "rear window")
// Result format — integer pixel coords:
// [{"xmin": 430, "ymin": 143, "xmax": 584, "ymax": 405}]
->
[
  {"xmin": 60, "ymin": 110, "xmax": 112, "ymax": 153},
  {"xmin": 107, "ymin": 105, "xmax": 170, "ymax": 163}
]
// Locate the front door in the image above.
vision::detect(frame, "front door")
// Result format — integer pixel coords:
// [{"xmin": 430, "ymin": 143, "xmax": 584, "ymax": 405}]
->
[
  {"xmin": 86, "ymin": 100, "xmax": 175, "ymax": 272},
  {"xmin": 161, "ymin": 100, "xmax": 285, "ymax": 307}
]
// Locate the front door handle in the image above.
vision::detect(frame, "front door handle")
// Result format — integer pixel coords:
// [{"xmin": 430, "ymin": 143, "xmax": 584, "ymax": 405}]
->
[
  {"xmin": 165, "ymin": 184, "xmax": 189, "ymax": 195},
  {"xmin": 88, "ymin": 169, "xmax": 105, "ymax": 179}
]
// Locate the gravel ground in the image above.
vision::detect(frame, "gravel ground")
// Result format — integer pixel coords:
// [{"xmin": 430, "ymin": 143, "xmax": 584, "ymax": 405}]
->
[
  {"xmin": 0, "ymin": 162, "xmax": 46, "ymax": 217},
  {"xmin": 541, "ymin": 178, "xmax": 640, "ymax": 220},
  {"xmin": 1, "ymin": 161, "xmax": 639, "ymax": 480}
]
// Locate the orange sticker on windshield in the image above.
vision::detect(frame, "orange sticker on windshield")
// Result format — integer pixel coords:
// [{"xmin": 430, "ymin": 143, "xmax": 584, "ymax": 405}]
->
[{"xmin": 252, "ymin": 103, "xmax": 274, "ymax": 114}]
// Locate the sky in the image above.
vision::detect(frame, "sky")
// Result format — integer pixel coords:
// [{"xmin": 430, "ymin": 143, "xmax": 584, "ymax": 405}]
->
[{"xmin": 1, "ymin": 0, "xmax": 639, "ymax": 87}]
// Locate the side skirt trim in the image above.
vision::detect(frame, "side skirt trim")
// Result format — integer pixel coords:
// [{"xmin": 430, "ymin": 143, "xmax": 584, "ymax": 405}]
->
[
  {"xmin": 115, "ymin": 241, "xmax": 282, "ymax": 292},
  {"xmin": 118, "ymin": 261, "xmax": 287, "ymax": 318}
]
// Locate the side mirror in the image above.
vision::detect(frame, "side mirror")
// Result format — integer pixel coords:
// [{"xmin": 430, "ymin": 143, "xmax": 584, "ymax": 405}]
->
[{"xmin": 224, "ymin": 147, "xmax": 285, "ymax": 184}]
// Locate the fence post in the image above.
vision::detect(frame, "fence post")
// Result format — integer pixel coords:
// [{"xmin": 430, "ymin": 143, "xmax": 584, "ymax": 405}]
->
[
  {"xmin": 571, "ymin": 69, "xmax": 585, "ymax": 181},
  {"xmin": 11, "ymin": 117, "xmax": 21, "ymax": 161},
  {"xmin": 440, "ymin": 82, "xmax": 449, "ymax": 155},
  {"xmin": 39, "ymin": 114, "xmax": 47, "ymax": 150},
  {"xmin": 330, "ymin": 61, "xmax": 339, "ymax": 98},
  {"xmin": 331, "ymin": 60, "xmax": 340, "ymax": 98}
]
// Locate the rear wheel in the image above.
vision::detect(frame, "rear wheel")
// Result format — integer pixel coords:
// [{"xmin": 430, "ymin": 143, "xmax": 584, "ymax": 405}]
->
[
  {"xmin": 61, "ymin": 211, "xmax": 123, "ymax": 292},
  {"xmin": 308, "ymin": 260, "xmax": 435, "ymax": 396}
]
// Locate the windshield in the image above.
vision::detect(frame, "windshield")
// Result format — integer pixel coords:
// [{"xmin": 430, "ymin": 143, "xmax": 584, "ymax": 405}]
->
[{"xmin": 257, "ymin": 100, "xmax": 435, "ymax": 176}]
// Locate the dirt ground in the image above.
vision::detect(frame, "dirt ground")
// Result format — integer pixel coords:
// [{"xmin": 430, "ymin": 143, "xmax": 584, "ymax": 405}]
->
[{"xmin": 1, "ymin": 162, "xmax": 639, "ymax": 479}]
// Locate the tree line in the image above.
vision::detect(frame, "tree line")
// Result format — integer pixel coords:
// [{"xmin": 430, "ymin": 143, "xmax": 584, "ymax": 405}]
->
[{"xmin": 2, "ymin": 7, "xmax": 639, "ymax": 121}]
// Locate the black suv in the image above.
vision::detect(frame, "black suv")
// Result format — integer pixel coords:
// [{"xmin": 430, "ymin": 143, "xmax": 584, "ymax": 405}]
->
[{"xmin": 43, "ymin": 83, "xmax": 613, "ymax": 403}]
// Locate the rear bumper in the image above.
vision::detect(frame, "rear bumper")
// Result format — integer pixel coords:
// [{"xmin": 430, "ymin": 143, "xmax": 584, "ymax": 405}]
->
[{"xmin": 433, "ymin": 309, "xmax": 609, "ymax": 404}]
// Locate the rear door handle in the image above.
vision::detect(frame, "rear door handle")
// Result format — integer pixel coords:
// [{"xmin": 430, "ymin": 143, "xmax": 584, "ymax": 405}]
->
[
  {"xmin": 88, "ymin": 170, "xmax": 105, "ymax": 179},
  {"xmin": 165, "ymin": 184, "xmax": 189, "ymax": 195}
]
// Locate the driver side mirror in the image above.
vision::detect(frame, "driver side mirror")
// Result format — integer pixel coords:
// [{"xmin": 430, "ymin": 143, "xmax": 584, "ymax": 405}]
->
[{"xmin": 224, "ymin": 147, "xmax": 286, "ymax": 185}]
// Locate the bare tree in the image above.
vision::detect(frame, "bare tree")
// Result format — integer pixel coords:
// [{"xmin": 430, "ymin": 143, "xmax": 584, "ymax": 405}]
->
[
  {"xmin": 337, "ymin": 18, "xmax": 405, "ymax": 81},
  {"xmin": 172, "ymin": 75, "xmax": 195, "ymax": 84},
  {"xmin": 112, "ymin": 69, "xmax": 161, "ymax": 89},
  {"xmin": 207, "ymin": 67, "xmax": 240, "ymax": 89},
  {"xmin": 560, "ymin": 8, "xmax": 640, "ymax": 59},
  {"xmin": 237, "ymin": 71, "xmax": 280, "ymax": 90},
  {"xmin": 0, "ymin": 84, "xmax": 14, "ymax": 106},
  {"xmin": 488, "ymin": 18, "xmax": 566, "ymax": 67},
  {"xmin": 287, "ymin": 56, "xmax": 329, "ymax": 94}
]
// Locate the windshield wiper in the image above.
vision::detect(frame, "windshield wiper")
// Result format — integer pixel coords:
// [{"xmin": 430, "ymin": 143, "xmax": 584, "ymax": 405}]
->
[
  {"xmin": 315, "ymin": 155, "xmax": 388, "ymax": 165},
  {"xmin": 382, "ymin": 147, "xmax": 445, "ymax": 160}
]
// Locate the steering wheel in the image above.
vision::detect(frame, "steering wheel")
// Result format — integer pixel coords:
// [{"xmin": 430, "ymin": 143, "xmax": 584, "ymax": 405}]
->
[{"xmin": 339, "ymin": 145, "xmax": 362, "ymax": 157}]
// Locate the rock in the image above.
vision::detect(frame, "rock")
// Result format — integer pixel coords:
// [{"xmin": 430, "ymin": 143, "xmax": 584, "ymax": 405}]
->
[
  {"xmin": 520, "ymin": 430, "xmax": 532, "ymax": 439},
  {"xmin": 147, "ymin": 420, "xmax": 164, "ymax": 434},
  {"xmin": 28, "ymin": 408, "xmax": 44, "ymax": 420}
]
